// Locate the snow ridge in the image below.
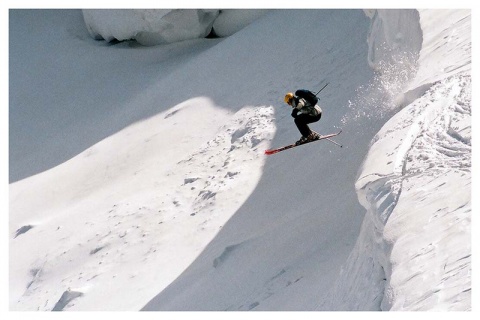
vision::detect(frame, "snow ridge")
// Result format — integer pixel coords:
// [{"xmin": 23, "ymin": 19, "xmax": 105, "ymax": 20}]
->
[
  {"xmin": 337, "ymin": 73, "xmax": 471, "ymax": 311},
  {"xmin": 329, "ymin": 8, "xmax": 471, "ymax": 311},
  {"xmin": 382, "ymin": 75, "xmax": 471, "ymax": 310}
]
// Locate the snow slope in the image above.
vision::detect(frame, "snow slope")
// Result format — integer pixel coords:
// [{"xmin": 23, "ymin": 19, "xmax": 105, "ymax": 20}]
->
[
  {"xmin": 9, "ymin": 10, "xmax": 225, "ymax": 183},
  {"xmin": 9, "ymin": 9, "xmax": 471, "ymax": 311}
]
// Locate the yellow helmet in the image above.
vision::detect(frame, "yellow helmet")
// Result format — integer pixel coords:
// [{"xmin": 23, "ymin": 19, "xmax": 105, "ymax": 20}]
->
[{"xmin": 284, "ymin": 92, "xmax": 294, "ymax": 105}]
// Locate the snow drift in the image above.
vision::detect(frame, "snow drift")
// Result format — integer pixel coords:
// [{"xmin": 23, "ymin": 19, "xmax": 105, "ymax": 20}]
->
[
  {"xmin": 9, "ymin": 9, "xmax": 471, "ymax": 311},
  {"xmin": 82, "ymin": 9, "xmax": 269, "ymax": 45}
]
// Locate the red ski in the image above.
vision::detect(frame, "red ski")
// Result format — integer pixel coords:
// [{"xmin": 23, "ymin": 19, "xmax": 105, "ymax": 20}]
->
[{"xmin": 265, "ymin": 130, "xmax": 342, "ymax": 155}]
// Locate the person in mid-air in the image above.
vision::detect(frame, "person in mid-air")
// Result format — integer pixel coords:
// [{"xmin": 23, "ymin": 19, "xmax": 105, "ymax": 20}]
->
[{"xmin": 284, "ymin": 90, "xmax": 322, "ymax": 145}]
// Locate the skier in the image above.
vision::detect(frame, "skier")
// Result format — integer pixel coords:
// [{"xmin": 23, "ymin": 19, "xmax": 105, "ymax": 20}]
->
[{"xmin": 284, "ymin": 91, "xmax": 322, "ymax": 145}]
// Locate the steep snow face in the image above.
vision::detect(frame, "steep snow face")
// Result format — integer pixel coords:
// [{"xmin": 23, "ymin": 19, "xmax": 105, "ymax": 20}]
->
[
  {"xmin": 141, "ymin": 10, "xmax": 382, "ymax": 311},
  {"xmin": 11, "ymin": 9, "xmax": 378, "ymax": 311},
  {"xmin": 332, "ymin": 10, "xmax": 471, "ymax": 311},
  {"xmin": 365, "ymin": 9, "xmax": 422, "ymax": 72},
  {"xmin": 339, "ymin": 10, "xmax": 422, "ymax": 126}
]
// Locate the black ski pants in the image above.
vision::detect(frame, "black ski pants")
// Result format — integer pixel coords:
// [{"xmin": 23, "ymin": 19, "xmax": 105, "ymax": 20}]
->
[{"xmin": 294, "ymin": 113, "xmax": 321, "ymax": 137}]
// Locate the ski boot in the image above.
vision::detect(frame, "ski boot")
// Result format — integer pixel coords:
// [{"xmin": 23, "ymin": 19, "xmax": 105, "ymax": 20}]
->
[
  {"xmin": 308, "ymin": 131, "xmax": 321, "ymax": 141},
  {"xmin": 295, "ymin": 135, "xmax": 309, "ymax": 145}
]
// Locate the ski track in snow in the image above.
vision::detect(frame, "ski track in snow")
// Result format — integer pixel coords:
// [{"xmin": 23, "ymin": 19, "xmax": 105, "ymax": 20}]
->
[
  {"xmin": 340, "ymin": 73, "xmax": 471, "ymax": 311},
  {"xmin": 382, "ymin": 74, "xmax": 471, "ymax": 311},
  {"xmin": 165, "ymin": 106, "xmax": 275, "ymax": 231}
]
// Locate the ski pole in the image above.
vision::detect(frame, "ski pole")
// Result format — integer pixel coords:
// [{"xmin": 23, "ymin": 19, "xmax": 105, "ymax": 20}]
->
[
  {"xmin": 324, "ymin": 137, "xmax": 342, "ymax": 148},
  {"xmin": 314, "ymin": 82, "xmax": 329, "ymax": 96}
]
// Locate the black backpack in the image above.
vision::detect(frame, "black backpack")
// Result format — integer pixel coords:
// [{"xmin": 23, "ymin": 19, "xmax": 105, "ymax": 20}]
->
[{"xmin": 295, "ymin": 89, "xmax": 318, "ymax": 106}]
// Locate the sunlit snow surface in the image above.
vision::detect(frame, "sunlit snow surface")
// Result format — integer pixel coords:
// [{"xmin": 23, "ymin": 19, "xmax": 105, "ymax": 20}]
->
[{"xmin": 9, "ymin": 9, "xmax": 470, "ymax": 311}]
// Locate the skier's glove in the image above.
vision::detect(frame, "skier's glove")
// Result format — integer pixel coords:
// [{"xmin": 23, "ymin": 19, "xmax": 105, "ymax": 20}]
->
[{"xmin": 291, "ymin": 109, "xmax": 299, "ymax": 118}]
